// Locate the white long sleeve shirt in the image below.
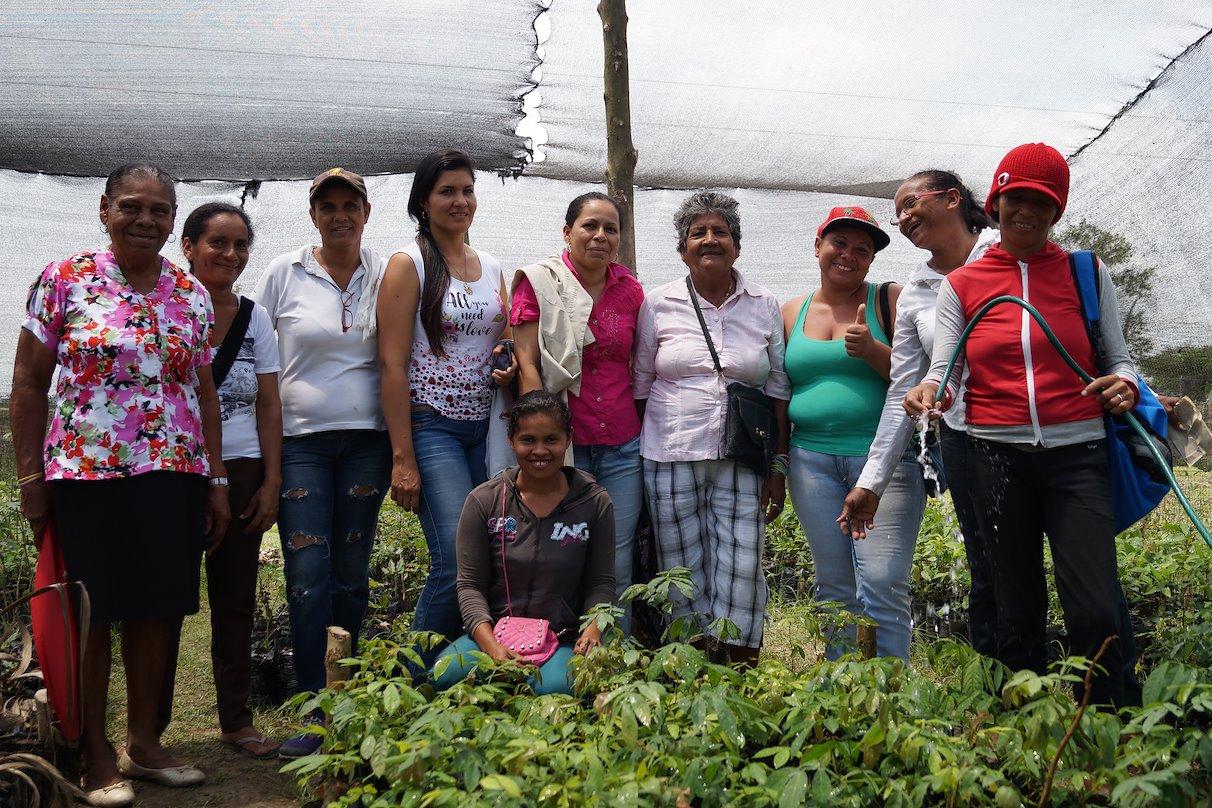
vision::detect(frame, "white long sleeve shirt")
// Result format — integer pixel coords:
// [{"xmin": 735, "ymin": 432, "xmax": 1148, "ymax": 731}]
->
[{"xmin": 855, "ymin": 229, "xmax": 997, "ymax": 497}]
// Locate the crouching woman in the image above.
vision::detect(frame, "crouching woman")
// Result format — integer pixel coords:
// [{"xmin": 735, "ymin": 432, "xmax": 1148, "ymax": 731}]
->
[{"xmin": 432, "ymin": 391, "xmax": 615, "ymax": 695}]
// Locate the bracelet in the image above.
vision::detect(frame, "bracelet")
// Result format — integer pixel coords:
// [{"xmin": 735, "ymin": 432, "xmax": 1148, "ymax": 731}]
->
[
  {"xmin": 769, "ymin": 453, "xmax": 790, "ymax": 477},
  {"xmin": 16, "ymin": 471, "xmax": 44, "ymax": 486}
]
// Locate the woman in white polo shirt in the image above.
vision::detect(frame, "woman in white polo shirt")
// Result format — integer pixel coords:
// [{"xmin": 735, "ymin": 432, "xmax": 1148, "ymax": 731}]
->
[{"xmin": 254, "ymin": 169, "xmax": 390, "ymax": 758}]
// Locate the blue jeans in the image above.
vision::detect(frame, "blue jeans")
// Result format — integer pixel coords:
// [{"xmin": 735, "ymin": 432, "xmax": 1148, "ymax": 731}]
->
[
  {"xmin": 788, "ymin": 447, "xmax": 925, "ymax": 660},
  {"xmin": 432, "ymin": 634, "xmax": 576, "ymax": 695},
  {"xmin": 279, "ymin": 429, "xmax": 391, "ymax": 694},
  {"xmin": 410, "ymin": 408, "xmax": 489, "ymax": 643},
  {"xmin": 574, "ymin": 436, "xmax": 642, "ymax": 624}
]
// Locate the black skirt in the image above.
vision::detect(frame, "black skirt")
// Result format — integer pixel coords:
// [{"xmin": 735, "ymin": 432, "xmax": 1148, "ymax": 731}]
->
[{"xmin": 52, "ymin": 471, "xmax": 208, "ymax": 622}]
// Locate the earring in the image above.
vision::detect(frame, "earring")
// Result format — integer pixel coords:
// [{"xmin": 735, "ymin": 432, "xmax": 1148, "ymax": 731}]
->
[
  {"xmin": 167, "ymin": 233, "xmax": 177, "ymax": 244},
  {"xmin": 420, "ymin": 209, "xmax": 430, "ymax": 221},
  {"xmin": 99, "ymin": 222, "xmax": 107, "ymax": 233}
]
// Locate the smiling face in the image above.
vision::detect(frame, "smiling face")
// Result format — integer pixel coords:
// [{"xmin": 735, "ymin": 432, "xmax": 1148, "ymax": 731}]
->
[
  {"xmin": 509, "ymin": 412, "xmax": 571, "ymax": 481},
  {"xmin": 424, "ymin": 167, "xmax": 476, "ymax": 235},
  {"xmin": 680, "ymin": 212, "xmax": 739, "ymax": 276},
  {"xmin": 309, "ymin": 183, "xmax": 370, "ymax": 249},
  {"xmin": 100, "ymin": 176, "xmax": 176, "ymax": 259},
  {"xmin": 564, "ymin": 199, "xmax": 620, "ymax": 272},
  {"xmin": 992, "ymin": 188, "xmax": 1057, "ymax": 257},
  {"xmin": 894, "ymin": 179, "xmax": 960, "ymax": 251},
  {"xmin": 182, "ymin": 212, "xmax": 251, "ymax": 295},
  {"xmin": 815, "ymin": 226, "xmax": 875, "ymax": 290}
]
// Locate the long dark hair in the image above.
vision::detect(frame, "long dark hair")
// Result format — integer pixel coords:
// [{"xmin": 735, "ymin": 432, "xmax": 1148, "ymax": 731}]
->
[
  {"xmin": 181, "ymin": 202, "xmax": 255, "ymax": 262},
  {"xmin": 907, "ymin": 169, "xmax": 990, "ymax": 234},
  {"xmin": 407, "ymin": 149, "xmax": 477, "ymax": 357}
]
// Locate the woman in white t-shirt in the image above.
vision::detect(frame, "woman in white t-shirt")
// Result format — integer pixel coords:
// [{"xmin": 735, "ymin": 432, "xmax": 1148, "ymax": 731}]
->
[
  {"xmin": 255, "ymin": 169, "xmax": 392, "ymax": 759},
  {"xmin": 174, "ymin": 202, "xmax": 282, "ymax": 758},
  {"xmin": 376, "ymin": 150, "xmax": 517, "ymax": 653}
]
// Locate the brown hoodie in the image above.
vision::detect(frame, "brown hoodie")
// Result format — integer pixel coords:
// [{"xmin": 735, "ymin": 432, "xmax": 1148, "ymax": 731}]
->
[{"xmin": 455, "ymin": 467, "xmax": 615, "ymax": 639}]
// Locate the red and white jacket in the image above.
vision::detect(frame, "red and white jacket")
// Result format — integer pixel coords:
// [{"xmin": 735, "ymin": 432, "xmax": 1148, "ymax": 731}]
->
[{"xmin": 925, "ymin": 241, "xmax": 1137, "ymax": 447}]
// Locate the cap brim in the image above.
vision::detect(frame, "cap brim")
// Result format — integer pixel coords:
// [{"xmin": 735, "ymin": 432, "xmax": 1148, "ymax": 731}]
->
[
  {"xmin": 309, "ymin": 175, "xmax": 367, "ymax": 200},
  {"xmin": 820, "ymin": 218, "xmax": 891, "ymax": 252},
  {"xmin": 988, "ymin": 180, "xmax": 1064, "ymax": 222}
]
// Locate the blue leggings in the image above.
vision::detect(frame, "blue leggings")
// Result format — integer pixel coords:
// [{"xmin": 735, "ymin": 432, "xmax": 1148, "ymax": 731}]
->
[{"xmin": 431, "ymin": 634, "xmax": 575, "ymax": 695}]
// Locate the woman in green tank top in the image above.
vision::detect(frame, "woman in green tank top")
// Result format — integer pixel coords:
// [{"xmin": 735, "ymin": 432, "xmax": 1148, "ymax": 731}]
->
[{"xmin": 781, "ymin": 207, "xmax": 925, "ymax": 660}]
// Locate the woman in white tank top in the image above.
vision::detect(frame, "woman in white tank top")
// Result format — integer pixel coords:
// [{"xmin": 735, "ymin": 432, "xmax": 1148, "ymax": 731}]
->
[{"xmin": 376, "ymin": 150, "xmax": 517, "ymax": 653}]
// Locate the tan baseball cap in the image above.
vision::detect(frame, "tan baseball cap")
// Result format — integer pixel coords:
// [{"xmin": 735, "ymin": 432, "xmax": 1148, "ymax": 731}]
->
[{"xmin": 309, "ymin": 167, "xmax": 368, "ymax": 201}]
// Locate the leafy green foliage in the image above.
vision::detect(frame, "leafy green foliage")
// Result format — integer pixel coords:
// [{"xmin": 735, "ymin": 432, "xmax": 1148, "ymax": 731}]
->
[{"xmin": 290, "ymin": 570, "xmax": 1212, "ymax": 806}]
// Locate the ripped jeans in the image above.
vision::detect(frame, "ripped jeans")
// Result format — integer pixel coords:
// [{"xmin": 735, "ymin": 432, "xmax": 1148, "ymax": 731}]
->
[{"xmin": 279, "ymin": 429, "xmax": 391, "ymax": 694}]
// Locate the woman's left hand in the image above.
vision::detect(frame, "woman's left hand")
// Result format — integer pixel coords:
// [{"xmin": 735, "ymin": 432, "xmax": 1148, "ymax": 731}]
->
[
  {"xmin": 1083, "ymin": 374, "xmax": 1136, "ymax": 415},
  {"xmin": 491, "ymin": 343, "xmax": 519, "ymax": 388},
  {"xmin": 242, "ymin": 479, "xmax": 280, "ymax": 535},
  {"xmin": 205, "ymin": 485, "xmax": 232, "ymax": 554},
  {"xmin": 573, "ymin": 624, "xmax": 602, "ymax": 655},
  {"xmin": 761, "ymin": 474, "xmax": 786, "ymax": 525}
]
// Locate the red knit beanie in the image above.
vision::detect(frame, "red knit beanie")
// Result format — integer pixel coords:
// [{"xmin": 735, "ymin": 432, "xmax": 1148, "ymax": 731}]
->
[{"xmin": 984, "ymin": 143, "xmax": 1070, "ymax": 224}]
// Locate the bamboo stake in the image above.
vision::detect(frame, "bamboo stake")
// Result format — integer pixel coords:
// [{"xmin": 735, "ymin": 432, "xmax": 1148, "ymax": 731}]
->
[
  {"xmin": 324, "ymin": 627, "xmax": 352, "ymax": 688},
  {"xmin": 597, "ymin": 0, "xmax": 638, "ymax": 273}
]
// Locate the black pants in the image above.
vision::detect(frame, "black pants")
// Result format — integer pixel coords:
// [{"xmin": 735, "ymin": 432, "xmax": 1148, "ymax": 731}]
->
[
  {"xmin": 967, "ymin": 437, "xmax": 1138, "ymax": 707},
  {"xmin": 940, "ymin": 423, "xmax": 998, "ymax": 656},
  {"xmin": 159, "ymin": 458, "xmax": 267, "ymax": 734}
]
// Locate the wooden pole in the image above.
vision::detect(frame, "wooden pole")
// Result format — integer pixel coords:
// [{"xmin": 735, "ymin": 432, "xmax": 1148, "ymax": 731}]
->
[
  {"xmin": 598, "ymin": 0, "xmax": 638, "ymax": 274},
  {"xmin": 856, "ymin": 625, "xmax": 877, "ymax": 660},
  {"xmin": 324, "ymin": 627, "xmax": 352, "ymax": 688}
]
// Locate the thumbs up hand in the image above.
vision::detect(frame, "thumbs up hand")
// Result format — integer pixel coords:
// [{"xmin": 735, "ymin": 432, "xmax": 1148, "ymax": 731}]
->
[{"xmin": 844, "ymin": 303, "xmax": 873, "ymax": 359}]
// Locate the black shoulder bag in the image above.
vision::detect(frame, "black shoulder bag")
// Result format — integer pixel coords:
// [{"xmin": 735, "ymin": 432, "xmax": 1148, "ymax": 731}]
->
[
  {"xmin": 211, "ymin": 296, "xmax": 255, "ymax": 389},
  {"xmin": 684, "ymin": 276, "xmax": 777, "ymax": 477}
]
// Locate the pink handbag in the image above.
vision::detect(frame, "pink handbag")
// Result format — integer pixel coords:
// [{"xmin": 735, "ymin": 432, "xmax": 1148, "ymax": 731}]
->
[{"xmin": 490, "ymin": 481, "xmax": 559, "ymax": 665}]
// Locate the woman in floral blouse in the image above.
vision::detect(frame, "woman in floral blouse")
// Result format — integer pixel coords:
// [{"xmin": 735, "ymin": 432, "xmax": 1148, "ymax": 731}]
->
[{"xmin": 11, "ymin": 163, "xmax": 228, "ymax": 807}]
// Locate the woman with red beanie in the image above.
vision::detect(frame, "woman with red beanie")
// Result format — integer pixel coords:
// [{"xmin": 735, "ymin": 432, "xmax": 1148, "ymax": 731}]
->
[{"xmin": 904, "ymin": 143, "xmax": 1140, "ymax": 706}]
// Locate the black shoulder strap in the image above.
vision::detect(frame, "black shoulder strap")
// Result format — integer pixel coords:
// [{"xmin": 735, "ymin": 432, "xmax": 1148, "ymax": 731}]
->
[
  {"xmin": 877, "ymin": 281, "xmax": 893, "ymax": 340},
  {"xmin": 211, "ymin": 296, "xmax": 255, "ymax": 389},
  {"xmin": 685, "ymin": 275, "xmax": 723, "ymax": 374}
]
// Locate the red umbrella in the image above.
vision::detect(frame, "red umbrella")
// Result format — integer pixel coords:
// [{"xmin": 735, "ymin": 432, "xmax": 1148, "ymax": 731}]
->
[{"xmin": 29, "ymin": 523, "xmax": 89, "ymax": 745}]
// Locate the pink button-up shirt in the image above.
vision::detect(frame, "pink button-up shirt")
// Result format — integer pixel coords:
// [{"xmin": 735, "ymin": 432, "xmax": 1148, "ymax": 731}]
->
[
  {"xmin": 633, "ymin": 271, "xmax": 791, "ymax": 463},
  {"xmin": 510, "ymin": 251, "xmax": 644, "ymax": 446}
]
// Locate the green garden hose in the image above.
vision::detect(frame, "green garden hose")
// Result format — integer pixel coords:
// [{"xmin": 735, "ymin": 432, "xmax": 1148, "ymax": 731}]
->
[{"xmin": 934, "ymin": 294, "xmax": 1212, "ymax": 549}]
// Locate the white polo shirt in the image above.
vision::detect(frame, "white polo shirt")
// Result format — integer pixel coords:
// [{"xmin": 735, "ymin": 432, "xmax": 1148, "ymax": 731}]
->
[{"xmin": 255, "ymin": 245, "xmax": 385, "ymax": 437}]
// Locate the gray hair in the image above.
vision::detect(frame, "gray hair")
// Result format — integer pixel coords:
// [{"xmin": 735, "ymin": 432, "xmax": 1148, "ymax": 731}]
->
[{"xmin": 673, "ymin": 191, "xmax": 741, "ymax": 253}]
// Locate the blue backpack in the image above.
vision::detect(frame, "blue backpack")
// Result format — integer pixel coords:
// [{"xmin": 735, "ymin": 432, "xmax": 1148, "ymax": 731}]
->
[{"xmin": 1069, "ymin": 251, "xmax": 1173, "ymax": 533}]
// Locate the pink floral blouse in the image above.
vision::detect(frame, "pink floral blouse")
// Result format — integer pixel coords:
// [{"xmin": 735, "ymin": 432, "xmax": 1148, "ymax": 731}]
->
[{"xmin": 23, "ymin": 250, "xmax": 215, "ymax": 480}]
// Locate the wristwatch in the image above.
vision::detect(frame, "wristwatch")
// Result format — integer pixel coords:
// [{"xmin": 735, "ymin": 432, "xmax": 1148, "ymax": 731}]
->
[{"xmin": 209, "ymin": 476, "xmax": 229, "ymax": 487}]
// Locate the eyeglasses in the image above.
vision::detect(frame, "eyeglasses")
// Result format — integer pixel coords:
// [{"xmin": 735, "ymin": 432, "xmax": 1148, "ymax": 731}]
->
[
  {"xmin": 340, "ymin": 289, "xmax": 355, "ymax": 333},
  {"xmin": 890, "ymin": 189, "xmax": 952, "ymax": 226}
]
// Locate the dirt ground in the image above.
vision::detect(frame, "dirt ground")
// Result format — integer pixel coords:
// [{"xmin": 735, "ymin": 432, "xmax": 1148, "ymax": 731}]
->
[{"xmin": 106, "ymin": 600, "xmax": 301, "ymax": 807}]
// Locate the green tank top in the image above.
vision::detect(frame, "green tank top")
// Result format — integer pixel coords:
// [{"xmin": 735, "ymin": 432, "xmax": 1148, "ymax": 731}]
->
[{"xmin": 785, "ymin": 282, "xmax": 891, "ymax": 456}]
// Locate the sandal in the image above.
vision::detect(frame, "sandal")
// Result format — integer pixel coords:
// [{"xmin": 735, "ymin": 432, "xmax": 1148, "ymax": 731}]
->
[{"xmin": 222, "ymin": 733, "xmax": 279, "ymax": 759}]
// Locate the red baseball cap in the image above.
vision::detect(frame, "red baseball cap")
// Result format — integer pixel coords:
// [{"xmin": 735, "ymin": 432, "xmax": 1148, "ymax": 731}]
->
[
  {"xmin": 817, "ymin": 206, "xmax": 890, "ymax": 252},
  {"xmin": 985, "ymin": 143, "xmax": 1069, "ymax": 223}
]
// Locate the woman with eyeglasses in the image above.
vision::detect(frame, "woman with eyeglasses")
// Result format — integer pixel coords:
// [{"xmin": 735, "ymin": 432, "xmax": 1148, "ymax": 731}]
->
[
  {"xmin": 837, "ymin": 171, "xmax": 999, "ymax": 654},
  {"xmin": 254, "ymin": 168, "xmax": 391, "ymax": 758},
  {"xmin": 783, "ymin": 206, "xmax": 918, "ymax": 660}
]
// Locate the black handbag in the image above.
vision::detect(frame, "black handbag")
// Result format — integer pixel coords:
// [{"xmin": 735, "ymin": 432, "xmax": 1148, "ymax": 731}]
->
[{"xmin": 684, "ymin": 276, "xmax": 777, "ymax": 477}]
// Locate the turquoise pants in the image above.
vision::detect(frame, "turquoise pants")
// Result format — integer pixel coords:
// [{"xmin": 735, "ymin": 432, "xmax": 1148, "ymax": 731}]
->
[{"xmin": 431, "ymin": 634, "xmax": 575, "ymax": 695}]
